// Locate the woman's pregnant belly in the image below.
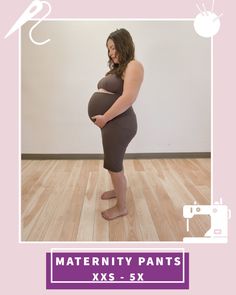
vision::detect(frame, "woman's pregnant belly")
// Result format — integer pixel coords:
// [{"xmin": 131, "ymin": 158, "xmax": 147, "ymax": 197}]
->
[{"xmin": 88, "ymin": 91, "xmax": 120, "ymax": 122}]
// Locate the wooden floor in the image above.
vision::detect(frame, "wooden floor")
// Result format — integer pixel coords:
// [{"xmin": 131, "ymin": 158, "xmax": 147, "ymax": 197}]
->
[{"xmin": 21, "ymin": 159, "xmax": 211, "ymax": 241}]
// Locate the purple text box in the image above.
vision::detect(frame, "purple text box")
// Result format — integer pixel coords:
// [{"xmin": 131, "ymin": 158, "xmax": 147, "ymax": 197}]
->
[{"xmin": 46, "ymin": 251, "xmax": 189, "ymax": 289}]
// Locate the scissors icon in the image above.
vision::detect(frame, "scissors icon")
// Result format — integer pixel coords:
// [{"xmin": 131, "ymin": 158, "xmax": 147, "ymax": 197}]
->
[{"xmin": 5, "ymin": 0, "xmax": 52, "ymax": 45}]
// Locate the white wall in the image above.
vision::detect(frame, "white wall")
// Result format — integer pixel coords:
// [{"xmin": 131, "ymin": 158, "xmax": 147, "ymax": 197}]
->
[{"xmin": 21, "ymin": 20, "xmax": 211, "ymax": 154}]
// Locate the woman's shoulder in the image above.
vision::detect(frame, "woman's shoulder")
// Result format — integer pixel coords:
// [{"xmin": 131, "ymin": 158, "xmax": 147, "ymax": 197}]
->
[
  {"xmin": 122, "ymin": 59, "xmax": 144, "ymax": 80},
  {"xmin": 127, "ymin": 59, "xmax": 144, "ymax": 71}
]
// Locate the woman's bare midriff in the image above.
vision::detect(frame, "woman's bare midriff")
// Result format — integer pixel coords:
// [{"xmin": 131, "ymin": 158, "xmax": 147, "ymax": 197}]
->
[{"xmin": 97, "ymin": 88, "xmax": 115, "ymax": 94}]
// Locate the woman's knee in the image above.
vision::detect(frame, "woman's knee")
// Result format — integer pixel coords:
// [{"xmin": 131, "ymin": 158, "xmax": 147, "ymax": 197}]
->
[{"xmin": 109, "ymin": 169, "xmax": 123, "ymax": 175}]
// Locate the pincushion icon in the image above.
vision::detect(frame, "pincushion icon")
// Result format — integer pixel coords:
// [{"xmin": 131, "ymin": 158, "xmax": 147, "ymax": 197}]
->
[{"xmin": 194, "ymin": 1, "xmax": 223, "ymax": 38}]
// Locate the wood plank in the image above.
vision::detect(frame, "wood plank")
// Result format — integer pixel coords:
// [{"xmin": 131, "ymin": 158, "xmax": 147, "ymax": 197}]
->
[{"xmin": 21, "ymin": 159, "xmax": 211, "ymax": 241}]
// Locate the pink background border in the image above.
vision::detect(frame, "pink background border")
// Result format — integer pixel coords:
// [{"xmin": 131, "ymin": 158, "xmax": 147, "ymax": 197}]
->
[{"xmin": 0, "ymin": 0, "xmax": 235, "ymax": 293}]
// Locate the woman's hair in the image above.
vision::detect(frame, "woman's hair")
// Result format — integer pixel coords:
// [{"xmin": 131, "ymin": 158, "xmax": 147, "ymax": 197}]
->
[{"xmin": 105, "ymin": 28, "xmax": 135, "ymax": 78}]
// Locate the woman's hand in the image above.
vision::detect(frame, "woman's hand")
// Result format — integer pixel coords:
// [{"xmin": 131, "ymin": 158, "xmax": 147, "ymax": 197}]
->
[{"xmin": 91, "ymin": 115, "xmax": 108, "ymax": 128}]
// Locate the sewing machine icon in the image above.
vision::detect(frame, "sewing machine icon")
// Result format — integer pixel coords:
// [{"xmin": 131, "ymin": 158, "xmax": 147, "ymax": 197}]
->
[{"xmin": 183, "ymin": 198, "xmax": 231, "ymax": 243}]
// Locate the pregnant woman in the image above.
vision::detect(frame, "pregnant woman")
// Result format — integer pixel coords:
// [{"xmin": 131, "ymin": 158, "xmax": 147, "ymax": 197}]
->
[{"xmin": 88, "ymin": 28, "xmax": 144, "ymax": 221}]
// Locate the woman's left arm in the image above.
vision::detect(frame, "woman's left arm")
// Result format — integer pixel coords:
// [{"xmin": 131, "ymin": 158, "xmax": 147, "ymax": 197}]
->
[{"xmin": 92, "ymin": 60, "xmax": 144, "ymax": 128}]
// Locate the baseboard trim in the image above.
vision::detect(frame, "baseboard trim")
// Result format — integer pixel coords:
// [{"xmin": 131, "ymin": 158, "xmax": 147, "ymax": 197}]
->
[{"xmin": 21, "ymin": 152, "xmax": 211, "ymax": 160}]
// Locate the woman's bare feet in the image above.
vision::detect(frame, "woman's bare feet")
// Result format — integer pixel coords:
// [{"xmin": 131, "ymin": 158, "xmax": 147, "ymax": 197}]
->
[
  {"xmin": 101, "ymin": 205, "xmax": 128, "ymax": 221},
  {"xmin": 101, "ymin": 190, "xmax": 116, "ymax": 200}
]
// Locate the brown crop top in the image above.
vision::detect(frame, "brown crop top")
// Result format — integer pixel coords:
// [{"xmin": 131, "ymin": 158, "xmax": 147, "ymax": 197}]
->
[{"xmin": 97, "ymin": 74, "xmax": 124, "ymax": 95}]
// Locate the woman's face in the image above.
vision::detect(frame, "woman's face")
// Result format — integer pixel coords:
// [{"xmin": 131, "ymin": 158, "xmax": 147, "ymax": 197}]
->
[{"xmin": 107, "ymin": 39, "xmax": 119, "ymax": 64}]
